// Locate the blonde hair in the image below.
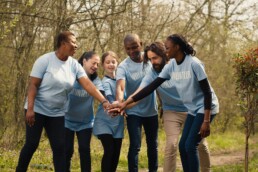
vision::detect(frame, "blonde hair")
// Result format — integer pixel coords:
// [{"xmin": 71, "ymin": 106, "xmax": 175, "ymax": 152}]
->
[{"xmin": 101, "ymin": 51, "xmax": 120, "ymax": 64}]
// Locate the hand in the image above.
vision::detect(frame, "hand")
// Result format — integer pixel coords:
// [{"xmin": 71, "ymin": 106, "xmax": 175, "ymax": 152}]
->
[
  {"xmin": 108, "ymin": 102, "xmax": 127, "ymax": 113},
  {"xmin": 26, "ymin": 109, "xmax": 35, "ymax": 127},
  {"xmin": 199, "ymin": 121, "xmax": 210, "ymax": 138},
  {"xmin": 108, "ymin": 101, "xmax": 127, "ymax": 117},
  {"xmin": 102, "ymin": 101, "xmax": 111, "ymax": 111}
]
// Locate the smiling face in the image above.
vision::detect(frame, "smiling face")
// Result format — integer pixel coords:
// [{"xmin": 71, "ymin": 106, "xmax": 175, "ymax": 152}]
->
[
  {"xmin": 103, "ymin": 55, "xmax": 118, "ymax": 75},
  {"xmin": 124, "ymin": 39, "xmax": 142, "ymax": 62},
  {"xmin": 64, "ymin": 35, "xmax": 78, "ymax": 57},
  {"xmin": 83, "ymin": 54, "xmax": 100, "ymax": 75},
  {"xmin": 165, "ymin": 38, "xmax": 178, "ymax": 59}
]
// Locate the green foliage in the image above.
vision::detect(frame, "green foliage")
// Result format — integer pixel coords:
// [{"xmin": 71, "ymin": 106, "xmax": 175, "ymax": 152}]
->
[
  {"xmin": 232, "ymin": 47, "xmax": 258, "ymax": 133},
  {"xmin": 233, "ymin": 47, "xmax": 258, "ymax": 171},
  {"xmin": 233, "ymin": 48, "xmax": 258, "ymax": 95}
]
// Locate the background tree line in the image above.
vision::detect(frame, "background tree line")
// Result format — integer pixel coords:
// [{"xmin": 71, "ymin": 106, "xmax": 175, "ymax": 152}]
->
[{"xmin": 0, "ymin": 0, "xmax": 257, "ymax": 148}]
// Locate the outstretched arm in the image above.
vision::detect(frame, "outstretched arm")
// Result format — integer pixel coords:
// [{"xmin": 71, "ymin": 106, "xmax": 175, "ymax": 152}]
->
[
  {"xmin": 109, "ymin": 77, "xmax": 166, "ymax": 113},
  {"xmin": 78, "ymin": 76, "xmax": 110, "ymax": 109},
  {"xmin": 116, "ymin": 79, "xmax": 125, "ymax": 102},
  {"xmin": 132, "ymin": 77, "xmax": 166, "ymax": 102}
]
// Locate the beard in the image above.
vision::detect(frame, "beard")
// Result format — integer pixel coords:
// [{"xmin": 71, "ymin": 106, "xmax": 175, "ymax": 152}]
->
[{"xmin": 153, "ymin": 59, "xmax": 166, "ymax": 73}]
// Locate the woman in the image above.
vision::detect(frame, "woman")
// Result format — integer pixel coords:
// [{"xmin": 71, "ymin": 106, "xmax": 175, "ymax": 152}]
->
[
  {"xmin": 65, "ymin": 51, "xmax": 103, "ymax": 172},
  {"xmin": 93, "ymin": 51, "xmax": 124, "ymax": 172},
  {"xmin": 16, "ymin": 31, "xmax": 109, "ymax": 172},
  {"xmin": 141, "ymin": 41, "xmax": 211, "ymax": 172},
  {"xmin": 110, "ymin": 34, "xmax": 219, "ymax": 172}
]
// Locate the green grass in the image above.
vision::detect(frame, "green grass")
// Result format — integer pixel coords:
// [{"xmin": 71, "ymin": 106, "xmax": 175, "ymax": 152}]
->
[
  {"xmin": 0, "ymin": 129, "xmax": 257, "ymax": 171},
  {"xmin": 207, "ymin": 131, "xmax": 246, "ymax": 154},
  {"xmin": 212, "ymin": 152, "xmax": 258, "ymax": 172}
]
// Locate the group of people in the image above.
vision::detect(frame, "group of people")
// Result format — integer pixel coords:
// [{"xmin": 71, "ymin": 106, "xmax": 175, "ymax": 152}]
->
[{"xmin": 16, "ymin": 30, "xmax": 219, "ymax": 172}]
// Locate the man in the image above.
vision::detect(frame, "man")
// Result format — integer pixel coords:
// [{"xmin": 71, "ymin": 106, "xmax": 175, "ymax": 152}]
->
[{"xmin": 116, "ymin": 34, "xmax": 158, "ymax": 172}]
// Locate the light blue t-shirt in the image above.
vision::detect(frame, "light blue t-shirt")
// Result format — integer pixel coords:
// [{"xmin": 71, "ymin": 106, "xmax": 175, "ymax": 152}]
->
[
  {"xmin": 116, "ymin": 57, "xmax": 158, "ymax": 117},
  {"xmin": 24, "ymin": 52, "xmax": 86, "ymax": 117},
  {"xmin": 93, "ymin": 76, "xmax": 124, "ymax": 138},
  {"xmin": 65, "ymin": 77, "xmax": 103, "ymax": 131},
  {"xmin": 159, "ymin": 55, "xmax": 219, "ymax": 116},
  {"xmin": 140, "ymin": 67, "xmax": 187, "ymax": 112}
]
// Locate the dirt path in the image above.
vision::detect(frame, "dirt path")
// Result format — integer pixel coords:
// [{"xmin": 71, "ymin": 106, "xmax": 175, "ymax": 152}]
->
[
  {"xmin": 136, "ymin": 149, "xmax": 256, "ymax": 172},
  {"xmin": 211, "ymin": 150, "xmax": 245, "ymax": 166}
]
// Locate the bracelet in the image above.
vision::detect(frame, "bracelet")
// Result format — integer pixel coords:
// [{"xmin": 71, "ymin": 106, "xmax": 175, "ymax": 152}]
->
[
  {"xmin": 203, "ymin": 119, "xmax": 210, "ymax": 123},
  {"xmin": 101, "ymin": 100, "xmax": 108, "ymax": 105}
]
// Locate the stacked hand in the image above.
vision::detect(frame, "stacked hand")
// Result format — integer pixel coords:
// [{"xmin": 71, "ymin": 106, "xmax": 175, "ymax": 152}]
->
[
  {"xmin": 107, "ymin": 101, "xmax": 128, "ymax": 117},
  {"xmin": 102, "ymin": 101, "xmax": 111, "ymax": 110}
]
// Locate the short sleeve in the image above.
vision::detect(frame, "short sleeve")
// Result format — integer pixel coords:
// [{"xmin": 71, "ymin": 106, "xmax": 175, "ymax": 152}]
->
[
  {"xmin": 140, "ymin": 72, "xmax": 156, "ymax": 88},
  {"xmin": 158, "ymin": 62, "xmax": 172, "ymax": 80},
  {"xmin": 30, "ymin": 56, "xmax": 49, "ymax": 79},
  {"xmin": 75, "ymin": 61, "xmax": 87, "ymax": 79},
  {"xmin": 103, "ymin": 82, "xmax": 113, "ymax": 96},
  {"xmin": 93, "ymin": 77, "xmax": 104, "ymax": 91},
  {"xmin": 116, "ymin": 65, "xmax": 126, "ymax": 81},
  {"xmin": 191, "ymin": 62, "xmax": 207, "ymax": 81}
]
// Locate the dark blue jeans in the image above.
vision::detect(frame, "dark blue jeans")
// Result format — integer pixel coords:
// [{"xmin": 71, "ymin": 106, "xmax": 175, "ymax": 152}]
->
[
  {"xmin": 16, "ymin": 112, "xmax": 65, "ymax": 172},
  {"xmin": 179, "ymin": 113, "xmax": 216, "ymax": 172},
  {"xmin": 126, "ymin": 115, "xmax": 158, "ymax": 172},
  {"xmin": 65, "ymin": 127, "xmax": 92, "ymax": 172}
]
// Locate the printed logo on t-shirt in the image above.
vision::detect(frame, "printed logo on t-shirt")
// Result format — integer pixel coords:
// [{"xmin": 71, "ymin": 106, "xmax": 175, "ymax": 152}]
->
[
  {"xmin": 130, "ymin": 70, "xmax": 146, "ymax": 81},
  {"xmin": 171, "ymin": 71, "xmax": 191, "ymax": 80},
  {"xmin": 70, "ymin": 88, "xmax": 89, "ymax": 97},
  {"xmin": 161, "ymin": 79, "xmax": 174, "ymax": 88}
]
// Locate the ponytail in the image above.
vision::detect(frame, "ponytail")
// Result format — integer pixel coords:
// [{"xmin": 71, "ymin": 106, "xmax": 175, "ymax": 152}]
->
[{"xmin": 167, "ymin": 34, "xmax": 196, "ymax": 56}]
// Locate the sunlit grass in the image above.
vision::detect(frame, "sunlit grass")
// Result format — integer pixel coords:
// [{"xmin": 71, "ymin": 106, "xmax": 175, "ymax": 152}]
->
[
  {"xmin": 207, "ymin": 131, "xmax": 246, "ymax": 154},
  {"xmin": 0, "ymin": 129, "xmax": 257, "ymax": 171}
]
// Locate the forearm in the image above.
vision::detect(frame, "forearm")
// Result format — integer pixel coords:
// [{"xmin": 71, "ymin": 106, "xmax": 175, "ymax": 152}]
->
[
  {"xmin": 116, "ymin": 89, "xmax": 124, "ymax": 102},
  {"xmin": 124, "ymin": 87, "xmax": 142, "ymax": 108},
  {"xmin": 27, "ymin": 85, "xmax": 37, "ymax": 111},
  {"xmin": 132, "ymin": 77, "xmax": 166, "ymax": 102},
  {"xmin": 203, "ymin": 110, "xmax": 211, "ymax": 122},
  {"xmin": 79, "ymin": 77, "xmax": 106, "ymax": 103},
  {"xmin": 116, "ymin": 80, "xmax": 125, "ymax": 102}
]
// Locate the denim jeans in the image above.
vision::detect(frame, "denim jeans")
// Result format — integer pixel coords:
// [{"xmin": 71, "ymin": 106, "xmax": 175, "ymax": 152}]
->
[
  {"xmin": 126, "ymin": 115, "xmax": 158, "ymax": 172},
  {"xmin": 179, "ymin": 113, "xmax": 216, "ymax": 172},
  {"xmin": 16, "ymin": 112, "xmax": 65, "ymax": 172},
  {"xmin": 65, "ymin": 128, "xmax": 92, "ymax": 172}
]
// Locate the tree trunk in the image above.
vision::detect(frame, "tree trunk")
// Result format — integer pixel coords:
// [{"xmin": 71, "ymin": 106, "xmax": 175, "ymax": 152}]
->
[{"xmin": 245, "ymin": 125, "xmax": 249, "ymax": 172}]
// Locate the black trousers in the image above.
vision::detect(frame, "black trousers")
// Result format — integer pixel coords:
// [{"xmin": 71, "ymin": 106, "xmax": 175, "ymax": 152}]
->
[
  {"xmin": 98, "ymin": 134, "xmax": 122, "ymax": 172},
  {"xmin": 16, "ymin": 112, "xmax": 65, "ymax": 172},
  {"xmin": 65, "ymin": 127, "xmax": 92, "ymax": 172}
]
